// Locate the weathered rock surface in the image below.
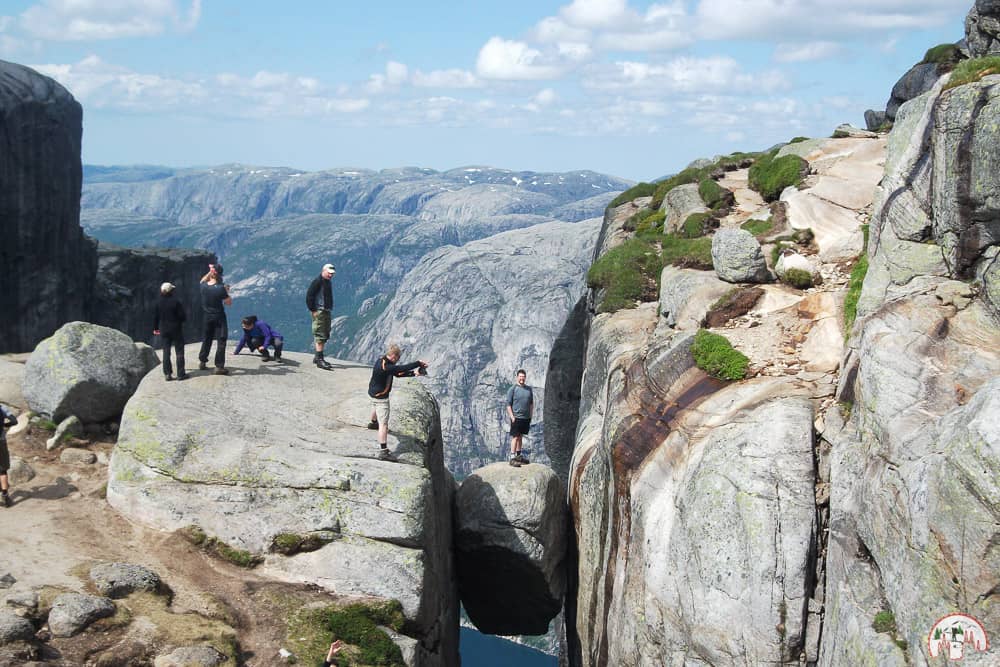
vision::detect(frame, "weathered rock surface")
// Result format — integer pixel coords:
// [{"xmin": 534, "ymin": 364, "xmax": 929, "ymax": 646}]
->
[
  {"xmin": 346, "ymin": 219, "xmax": 601, "ymax": 476},
  {"xmin": 0, "ymin": 60, "xmax": 94, "ymax": 355},
  {"xmin": 966, "ymin": 0, "xmax": 1000, "ymax": 57},
  {"xmin": 107, "ymin": 348, "xmax": 458, "ymax": 664},
  {"xmin": 6, "ymin": 457, "xmax": 35, "ymax": 485},
  {"xmin": 154, "ymin": 645, "xmax": 227, "ymax": 667},
  {"xmin": 0, "ymin": 357, "xmax": 27, "ymax": 410},
  {"xmin": 47, "ymin": 415, "xmax": 82, "ymax": 451},
  {"xmin": 886, "ymin": 62, "xmax": 943, "ymax": 120},
  {"xmin": 711, "ymin": 228, "xmax": 772, "ymax": 283},
  {"xmin": 0, "ymin": 609, "xmax": 34, "ymax": 645},
  {"xmin": 89, "ymin": 563, "xmax": 161, "ymax": 599},
  {"xmin": 455, "ymin": 463, "xmax": 567, "ymax": 635},
  {"xmin": 48, "ymin": 593, "xmax": 115, "ymax": 637},
  {"xmin": 659, "ymin": 183, "xmax": 708, "ymax": 233},
  {"xmin": 657, "ymin": 265, "xmax": 732, "ymax": 330},
  {"xmin": 775, "ymin": 251, "xmax": 821, "ymax": 283},
  {"xmin": 23, "ymin": 322, "xmax": 157, "ymax": 422},
  {"xmin": 59, "ymin": 447, "xmax": 96, "ymax": 464}
]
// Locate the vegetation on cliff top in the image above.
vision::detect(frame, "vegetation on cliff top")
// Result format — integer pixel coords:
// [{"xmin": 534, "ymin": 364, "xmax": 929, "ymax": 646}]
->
[
  {"xmin": 944, "ymin": 55, "xmax": 1000, "ymax": 91},
  {"xmin": 587, "ymin": 237, "xmax": 662, "ymax": 313},
  {"xmin": 287, "ymin": 600, "xmax": 407, "ymax": 666},
  {"xmin": 748, "ymin": 150, "xmax": 807, "ymax": 202},
  {"xmin": 692, "ymin": 329, "xmax": 749, "ymax": 381}
]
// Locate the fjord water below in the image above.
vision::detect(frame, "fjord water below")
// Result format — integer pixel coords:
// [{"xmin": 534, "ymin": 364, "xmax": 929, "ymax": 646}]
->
[{"xmin": 459, "ymin": 628, "xmax": 557, "ymax": 666}]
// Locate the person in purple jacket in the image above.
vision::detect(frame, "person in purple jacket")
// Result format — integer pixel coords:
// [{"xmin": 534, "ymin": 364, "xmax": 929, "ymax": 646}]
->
[{"xmin": 233, "ymin": 315, "xmax": 284, "ymax": 362}]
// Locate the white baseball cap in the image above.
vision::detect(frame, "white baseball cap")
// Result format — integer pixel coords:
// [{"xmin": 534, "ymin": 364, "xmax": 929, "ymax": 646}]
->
[
  {"xmin": 323, "ymin": 263, "xmax": 336, "ymax": 275},
  {"xmin": 160, "ymin": 282, "xmax": 176, "ymax": 293}
]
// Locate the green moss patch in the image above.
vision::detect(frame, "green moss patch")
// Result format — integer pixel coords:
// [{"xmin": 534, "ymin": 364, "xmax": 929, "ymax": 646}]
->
[
  {"xmin": 635, "ymin": 209, "xmax": 666, "ymax": 237},
  {"xmin": 624, "ymin": 206, "xmax": 665, "ymax": 234},
  {"xmin": 272, "ymin": 532, "xmax": 333, "ymax": 556},
  {"xmin": 740, "ymin": 217, "xmax": 773, "ymax": 237},
  {"xmin": 788, "ymin": 136, "xmax": 809, "ymax": 144},
  {"xmin": 680, "ymin": 212, "xmax": 712, "ymax": 239},
  {"xmin": 691, "ymin": 329, "xmax": 749, "ymax": 381},
  {"xmin": 661, "ymin": 234, "xmax": 713, "ymax": 270},
  {"xmin": 843, "ymin": 254, "xmax": 868, "ymax": 332},
  {"xmin": 179, "ymin": 525, "xmax": 263, "ymax": 568},
  {"xmin": 587, "ymin": 237, "xmax": 662, "ymax": 313},
  {"xmin": 609, "ymin": 182, "xmax": 657, "ymax": 208},
  {"xmin": 872, "ymin": 610, "xmax": 896, "ymax": 634},
  {"xmin": 748, "ymin": 151, "xmax": 807, "ymax": 202},
  {"xmin": 287, "ymin": 601, "xmax": 407, "ymax": 666},
  {"xmin": 944, "ymin": 56, "xmax": 1000, "ymax": 90},
  {"xmin": 698, "ymin": 178, "xmax": 731, "ymax": 210},
  {"xmin": 781, "ymin": 267, "xmax": 814, "ymax": 289},
  {"xmin": 922, "ymin": 43, "xmax": 961, "ymax": 67}
]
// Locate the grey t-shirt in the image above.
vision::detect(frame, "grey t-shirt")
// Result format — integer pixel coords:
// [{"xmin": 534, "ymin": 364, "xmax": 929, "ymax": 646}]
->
[{"xmin": 506, "ymin": 384, "xmax": 533, "ymax": 419}]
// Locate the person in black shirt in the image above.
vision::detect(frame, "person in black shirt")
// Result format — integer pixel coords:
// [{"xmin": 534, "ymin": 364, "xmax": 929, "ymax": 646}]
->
[
  {"xmin": 1, "ymin": 404, "xmax": 17, "ymax": 507},
  {"xmin": 153, "ymin": 282, "xmax": 187, "ymax": 381},
  {"xmin": 367, "ymin": 343, "xmax": 428, "ymax": 461},
  {"xmin": 198, "ymin": 263, "xmax": 232, "ymax": 375},
  {"xmin": 306, "ymin": 263, "xmax": 336, "ymax": 370}
]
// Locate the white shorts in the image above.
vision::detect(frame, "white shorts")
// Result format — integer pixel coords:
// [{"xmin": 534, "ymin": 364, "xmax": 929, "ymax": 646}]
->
[{"xmin": 372, "ymin": 398, "xmax": 390, "ymax": 425}]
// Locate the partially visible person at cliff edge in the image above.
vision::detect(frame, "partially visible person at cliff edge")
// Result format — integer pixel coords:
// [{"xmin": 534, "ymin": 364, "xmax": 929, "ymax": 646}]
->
[
  {"xmin": 367, "ymin": 343, "xmax": 428, "ymax": 462},
  {"xmin": 198, "ymin": 263, "xmax": 232, "ymax": 375},
  {"xmin": 153, "ymin": 282, "xmax": 188, "ymax": 381},
  {"xmin": 306, "ymin": 263, "xmax": 336, "ymax": 370},
  {"xmin": 234, "ymin": 315, "xmax": 284, "ymax": 362},
  {"xmin": 322, "ymin": 640, "xmax": 344, "ymax": 666},
  {"xmin": 1, "ymin": 403, "xmax": 18, "ymax": 507},
  {"xmin": 505, "ymin": 369, "xmax": 533, "ymax": 467}
]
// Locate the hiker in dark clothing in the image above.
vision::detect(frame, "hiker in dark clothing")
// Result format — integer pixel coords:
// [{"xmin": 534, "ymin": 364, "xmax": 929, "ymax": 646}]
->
[
  {"xmin": 234, "ymin": 315, "xmax": 284, "ymax": 362},
  {"xmin": 306, "ymin": 263, "xmax": 336, "ymax": 370},
  {"xmin": 198, "ymin": 263, "xmax": 232, "ymax": 375},
  {"xmin": 1, "ymin": 403, "xmax": 17, "ymax": 507},
  {"xmin": 367, "ymin": 343, "xmax": 428, "ymax": 461},
  {"xmin": 153, "ymin": 282, "xmax": 187, "ymax": 381}
]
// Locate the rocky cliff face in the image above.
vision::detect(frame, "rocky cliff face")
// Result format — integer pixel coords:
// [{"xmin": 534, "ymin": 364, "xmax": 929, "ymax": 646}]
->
[
  {"xmin": 0, "ymin": 60, "xmax": 94, "ymax": 354},
  {"xmin": 0, "ymin": 60, "xmax": 211, "ymax": 353},
  {"xmin": 548, "ymin": 101, "xmax": 999, "ymax": 663},
  {"xmin": 822, "ymin": 73, "xmax": 1000, "ymax": 667},
  {"xmin": 107, "ymin": 349, "xmax": 458, "ymax": 665}
]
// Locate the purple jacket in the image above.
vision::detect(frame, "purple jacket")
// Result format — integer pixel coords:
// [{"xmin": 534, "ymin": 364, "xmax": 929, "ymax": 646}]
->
[{"xmin": 234, "ymin": 320, "xmax": 282, "ymax": 353}]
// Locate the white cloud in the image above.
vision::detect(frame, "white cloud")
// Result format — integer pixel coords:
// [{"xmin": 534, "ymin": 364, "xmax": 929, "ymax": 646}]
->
[
  {"xmin": 533, "ymin": 88, "xmax": 558, "ymax": 106},
  {"xmin": 773, "ymin": 41, "xmax": 843, "ymax": 63},
  {"xmin": 386, "ymin": 61, "xmax": 409, "ymax": 85},
  {"xmin": 412, "ymin": 68, "xmax": 480, "ymax": 88},
  {"xmin": 530, "ymin": 16, "xmax": 590, "ymax": 44},
  {"xmin": 33, "ymin": 56, "xmax": 368, "ymax": 118},
  {"xmin": 560, "ymin": 0, "xmax": 636, "ymax": 29},
  {"xmin": 18, "ymin": 0, "xmax": 200, "ymax": 41},
  {"xmin": 694, "ymin": 0, "xmax": 970, "ymax": 40},
  {"xmin": 476, "ymin": 37, "xmax": 565, "ymax": 80},
  {"xmin": 584, "ymin": 56, "xmax": 790, "ymax": 94}
]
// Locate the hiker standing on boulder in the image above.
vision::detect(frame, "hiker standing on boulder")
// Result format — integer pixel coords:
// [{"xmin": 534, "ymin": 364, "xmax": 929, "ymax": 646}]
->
[
  {"xmin": 153, "ymin": 282, "xmax": 187, "ymax": 381},
  {"xmin": 1, "ymin": 403, "xmax": 18, "ymax": 507},
  {"xmin": 367, "ymin": 343, "xmax": 428, "ymax": 461},
  {"xmin": 505, "ymin": 369, "xmax": 533, "ymax": 467},
  {"xmin": 306, "ymin": 263, "xmax": 336, "ymax": 370},
  {"xmin": 234, "ymin": 315, "xmax": 284, "ymax": 362},
  {"xmin": 198, "ymin": 263, "xmax": 232, "ymax": 375}
]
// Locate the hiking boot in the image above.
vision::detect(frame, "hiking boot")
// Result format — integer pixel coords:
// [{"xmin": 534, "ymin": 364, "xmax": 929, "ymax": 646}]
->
[
  {"xmin": 213, "ymin": 367, "xmax": 230, "ymax": 375},
  {"xmin": 199, "ymin": 362, "xmax": 208, "ymax": 371},
  {"xmin": 2, "ymin": 493, "xmax": 10, "ymax": 508},
  {"xmin": 515, "ymin": 453, "xmax": 530, "ymax": 465},
  {"xmin": 260, "ymin": 350, "xmax": 272, "ymax": 362},
  {"xmin": 367, "ymin": 420, "xmax": 379, "ymax": 430},
  {"xmin": 176, "ymin": 373, "xmax": 189, "ymax": 381},
  {"xmin": 377, "ymin": 448, "xmax": 398, "ymax": 462},
  {"xmin": 165, "ymin": 374, "xmax": 175, "ymax": 381},
  {"xmin": 315, "ymin": 358, "xmax": 333, "ymax": 370},
  {"xmin": 509, "ymin": 457, "xmax": 522, "ymax": 468}
]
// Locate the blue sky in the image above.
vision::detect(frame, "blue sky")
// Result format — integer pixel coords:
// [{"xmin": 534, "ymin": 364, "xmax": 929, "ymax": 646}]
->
[{"xmin": 0, "ymin": 0, "xmax": 973, "ymax": 181}]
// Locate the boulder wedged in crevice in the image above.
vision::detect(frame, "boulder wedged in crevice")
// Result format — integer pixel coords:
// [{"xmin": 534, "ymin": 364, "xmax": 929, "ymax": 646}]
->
[{"xmin": 454, "ymin": 462, "xmax": 568, "ymax": 636}]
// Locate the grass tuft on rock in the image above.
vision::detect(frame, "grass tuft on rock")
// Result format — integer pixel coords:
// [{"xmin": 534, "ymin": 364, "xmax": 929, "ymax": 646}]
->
[
  {"xmin": 661, "ymin": 234, "xmax": 713, "ymax": 270},
  {"xmin": 944, "ymin": 55, "xmax": 1000, "ymax": 90},
  {"xmin": 703, "ymin": 288, "xmax": 764, "ymax": 328},
  {"xmin": 872, "ymin": 610, "xmax": 896, "ymax": 634},
  {"xmin": 288, "ymin": 601, "xmax": 407, "ymax": 667},
  {"xmin": 609, "ymin": 182, "xmax": 657, "ymax": 208},
  {"xmin": 740, "ymin": 217, "xmax": 773, "ymax": 237},
  {"xmin": 922, "ymin": 43, "xmax": 961, "ymax": 67},
  {"xmin": 691, "ymin": 329, "xmax": 749, "ymax": 381},
  {"xmin": 781, "ymin": 267, "xmax": 814, "ymax": 289},
  {"xmin": 698, "ymin": 178, "xmax": 729, "ymax": 210},
  {"xmin": 178, "ymin": 525, "xmax": 262, "ymax": 568},
  {"xmin": 748, "ymin": 151, "xmax": 807, "ymax": 202},
  {"xmin": 587, "ymin": 237, "xmax": 662, "ymax": 313},
  {"xmin": 843, "ymin": 255, "xmax": 868, "ymax": 332},
  {"xmin": 680, "ymin": 212, "xmax": 711, "ymax": 239}
]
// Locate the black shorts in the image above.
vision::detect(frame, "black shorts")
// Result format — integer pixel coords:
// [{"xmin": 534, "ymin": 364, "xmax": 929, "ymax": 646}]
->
[
  {"xmin": 0, "ymin": 436, "xmax": 9, "ymax": 473},
  {"xmin": 510, "ymin": 418, "xmax": 531, "ymax": 436}
]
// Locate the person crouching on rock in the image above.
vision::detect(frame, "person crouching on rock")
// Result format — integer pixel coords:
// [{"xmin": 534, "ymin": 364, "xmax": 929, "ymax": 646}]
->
[
  {"xmin": 1, "ymin": 403, "xmax": 18, "ymax": 507},
  {"xmin": 198, "ymin": 262, "xmax": 233, "ymax": 375},
  {"xmin": 153, "ymin": 282, "xmax": 188, "ymax": 381},
  {"xmin": 367, "ymin": 343, "xmax": 428, "ymax": 462},
  {"xmin": 234, "ymin": 315, "xmax": 284, "ymax": 362}
]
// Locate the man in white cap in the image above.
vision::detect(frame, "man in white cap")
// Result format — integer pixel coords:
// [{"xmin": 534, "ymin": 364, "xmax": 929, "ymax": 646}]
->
[
  {"xmin": 153, "ymin": 281, "xmax": 188, "ymax": 380},
  {"xmin": 306, "ymin": 263, "xmax": 336, "ymax": 370}
]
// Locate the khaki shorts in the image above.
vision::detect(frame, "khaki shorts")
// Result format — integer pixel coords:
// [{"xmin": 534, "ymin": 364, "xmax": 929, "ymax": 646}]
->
[
  {"xmin": 371, "ymin": 398, "xmax": 390, "ymax": 425},
  {"xmin": 312, "ymin": 310, "xmax": 331, "ymax": 343}
]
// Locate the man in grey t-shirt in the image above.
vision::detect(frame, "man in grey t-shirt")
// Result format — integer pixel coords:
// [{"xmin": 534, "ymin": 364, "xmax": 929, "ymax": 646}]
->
[{"xmin": 505, "ymin": 369, "xmax": 533, "ymax": 467}]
